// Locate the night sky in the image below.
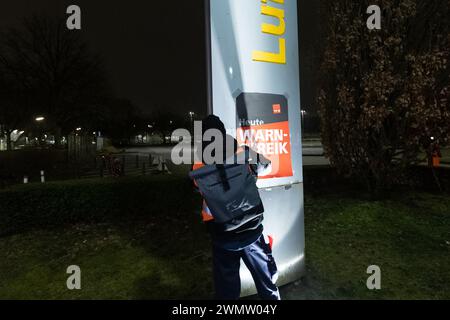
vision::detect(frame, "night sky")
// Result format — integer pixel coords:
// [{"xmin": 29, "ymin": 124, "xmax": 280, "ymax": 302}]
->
[{"xmin": 0, "ymin": 0, "xmax": 320, "ymax": 117}]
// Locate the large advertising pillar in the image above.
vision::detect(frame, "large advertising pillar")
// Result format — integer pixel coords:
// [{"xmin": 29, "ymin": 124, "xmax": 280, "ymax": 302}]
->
[{"xmin": 205, "ymin": 0, "xmax": 305, "ymax": 295}]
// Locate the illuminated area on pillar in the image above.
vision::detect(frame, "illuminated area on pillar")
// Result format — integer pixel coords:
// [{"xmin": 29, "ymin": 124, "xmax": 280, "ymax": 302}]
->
[
  {"xmin": 206, "ymin": 0, "xmax": 305, "ymax": 296},
  {"xmin": 207, "ymin": 0, "xmax": 305, "ymax": 296}
]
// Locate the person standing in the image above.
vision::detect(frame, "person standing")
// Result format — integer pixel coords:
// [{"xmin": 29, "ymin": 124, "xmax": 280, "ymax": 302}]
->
[{"xmin": 190, "ymin": 115, "xmax": 280, "ymax": 300}]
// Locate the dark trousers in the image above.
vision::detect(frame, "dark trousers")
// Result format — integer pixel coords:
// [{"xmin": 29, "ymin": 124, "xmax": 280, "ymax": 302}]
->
[{"xmin": 213, "ymin": 235, "xmax": 280, "ymax": 300}]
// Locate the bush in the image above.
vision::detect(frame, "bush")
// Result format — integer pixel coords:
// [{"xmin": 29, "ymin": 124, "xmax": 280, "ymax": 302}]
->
[
  {"xmin": 0, "ymin": 175, "xmax": 198, "ymax": 236},
  {"xmin": 318, "ymin": 0, "xmax": 450, "ymax": 193}
]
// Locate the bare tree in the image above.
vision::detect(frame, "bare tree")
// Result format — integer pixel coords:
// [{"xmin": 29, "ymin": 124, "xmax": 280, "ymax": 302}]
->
[
  {"xmin": 0, "ymin": 65, "xmax": 31, "ymax": 150},
  {"xmin": 0, "ymin": 15, "xmax": 110, "ymax": 149}
]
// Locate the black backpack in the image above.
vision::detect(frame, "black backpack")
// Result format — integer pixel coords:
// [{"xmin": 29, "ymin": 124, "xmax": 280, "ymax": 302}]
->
[{"xmin": 189, "ymin": 161, "xmax": 264, "ymax": 231}]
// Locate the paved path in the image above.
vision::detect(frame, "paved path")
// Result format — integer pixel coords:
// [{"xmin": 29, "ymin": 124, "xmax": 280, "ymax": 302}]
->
[
  {"xmin": 125, "ymin": 145, "xmax": 330, "ymax": 167},
  {"xmin": 125, "ymin": 145, "xmax": 450, "ymax": 170}
]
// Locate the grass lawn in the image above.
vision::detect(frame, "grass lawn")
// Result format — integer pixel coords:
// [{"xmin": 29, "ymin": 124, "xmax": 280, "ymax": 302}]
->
[
  {"xmin": 0, "ymin": 168, "xmax": 449, "ymax": 299},
  {"xmin": 284, "ymin": 189, "xmax": 450, "ymax": 300}
]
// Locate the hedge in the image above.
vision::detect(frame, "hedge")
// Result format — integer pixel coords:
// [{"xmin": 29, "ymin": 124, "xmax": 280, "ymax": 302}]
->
[
  {"xmin": 1, "ymin": 166, "xmax": 448, "ymax": 236},
  {"xmin": 0, "ymin": 175, "xmax": 198, "ymax": 236}
]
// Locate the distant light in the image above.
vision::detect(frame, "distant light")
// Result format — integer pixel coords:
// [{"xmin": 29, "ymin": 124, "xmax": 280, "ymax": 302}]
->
[
  {"xmin": 35, "ymin": 117, "xmax": 45, "ymax": 122},
  {"xmin": 431, "ymin": 137, "xmax": 435, "ymax": 141},
  {"xmin": 76, "ymin": 127, "xmax": 82, "ymax": 131},
  {"xmin": 148, "ymin": 125, "xmax": 153, "ymax": 129}
]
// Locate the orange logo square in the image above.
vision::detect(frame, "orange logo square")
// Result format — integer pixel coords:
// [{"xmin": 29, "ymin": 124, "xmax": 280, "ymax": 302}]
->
[{"xmin": 272, "ymin": 104, "xmax": 281, "ymax": 114}]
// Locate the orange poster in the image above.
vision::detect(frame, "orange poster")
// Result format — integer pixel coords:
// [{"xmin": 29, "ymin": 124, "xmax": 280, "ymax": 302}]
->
[{"xmin": 236, "ymin": 93, "xmax": 293, "ymax": 179}]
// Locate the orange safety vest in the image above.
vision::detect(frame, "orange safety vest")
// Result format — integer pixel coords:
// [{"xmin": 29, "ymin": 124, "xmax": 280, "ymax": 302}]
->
[{"xmin": 432, "ymin": 155, "xmax": 441, "ymax": 167}]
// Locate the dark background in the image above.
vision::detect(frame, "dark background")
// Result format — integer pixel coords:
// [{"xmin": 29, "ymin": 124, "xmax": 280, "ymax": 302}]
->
[{"xmin": 0, "ymin": 0, "xmax": 321, "ymax": 117}]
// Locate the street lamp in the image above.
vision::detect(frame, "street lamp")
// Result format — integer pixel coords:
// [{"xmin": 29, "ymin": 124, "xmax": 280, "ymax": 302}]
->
[
  {"xmin": 189, "ymin": 111, "xmax": 195, "ymax": 134},
  {"xmin": 34, "ymin": 116, "xmax": 46, "ymax": 147},
  {"xmin": 300, "ymin": 110, "xmax": 307, "ymax": 136}
]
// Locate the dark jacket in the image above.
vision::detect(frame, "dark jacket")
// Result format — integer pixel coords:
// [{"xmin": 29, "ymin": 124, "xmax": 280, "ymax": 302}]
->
[{"xmin": 191, "ymin": 138, "xmax": 271, "ymax": 250}]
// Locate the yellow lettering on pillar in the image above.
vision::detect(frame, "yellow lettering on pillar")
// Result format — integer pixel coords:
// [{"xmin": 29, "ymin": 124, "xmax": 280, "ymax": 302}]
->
[
  {"xmin": 252, "ymin": 38, "xmax": 286, "ymax": 64},
  {"xmin": 261, "ymin": 5, "xmax": 285, "ymax": 36},
  {"xmin": 252, "ymin": 0, "xmax": 286, "ymax": 65}
]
